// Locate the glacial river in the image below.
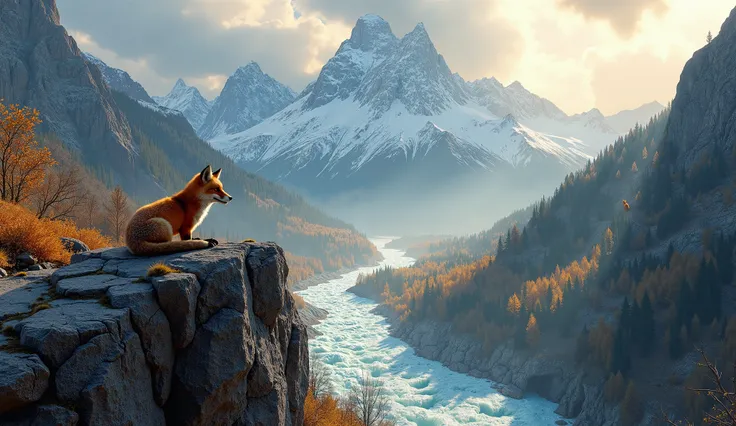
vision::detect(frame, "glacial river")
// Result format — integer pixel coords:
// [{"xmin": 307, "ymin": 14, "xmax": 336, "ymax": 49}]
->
[{"xmin": 296, "ymin": 237, "xmax": 565, "ymax": 426}]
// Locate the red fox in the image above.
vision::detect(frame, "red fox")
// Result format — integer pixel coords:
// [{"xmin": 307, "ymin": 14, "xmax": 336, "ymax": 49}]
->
[{"xmin": 125, "ymin": 165, "xmax": 233, "ymax": 256}]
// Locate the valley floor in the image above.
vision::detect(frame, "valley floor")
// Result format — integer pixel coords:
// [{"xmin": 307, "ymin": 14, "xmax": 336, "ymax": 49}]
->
[{"xmin": 296, "ymin": 238, "xmax": 568, "ymax": 426}]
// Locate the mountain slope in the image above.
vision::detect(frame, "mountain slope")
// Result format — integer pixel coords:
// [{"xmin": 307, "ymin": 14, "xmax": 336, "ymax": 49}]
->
[
  {"xmin": 153, "ymin": 78, "xmax": 212, "ymax": 131},
  {"xmin": 605, "ymin": 101, "xmax": 667, "ymax": 134},
  {"xmin": 198, "ymin": 62, "xmax": 296, "ymax": 139},
  {"xmin": 82, "ymin": 52, "xmax": 155, "ymax": 103},
  {"xmin": 0, "ymin": 0, "xmax": 378, "ymax": 278}
]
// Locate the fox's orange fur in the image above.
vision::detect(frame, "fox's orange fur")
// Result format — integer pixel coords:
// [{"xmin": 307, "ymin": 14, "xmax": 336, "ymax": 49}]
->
[{"xmin": 125, "ymin": 165, "xmax": 233, "ymax": 256}]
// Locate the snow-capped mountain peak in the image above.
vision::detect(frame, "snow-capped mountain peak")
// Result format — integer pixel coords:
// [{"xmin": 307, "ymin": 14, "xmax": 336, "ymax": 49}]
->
[
  {"xmin": 198, "ymin": 62, "xmax": 296, "ymax": 140},
  {"xmin": 304, "ymin": 15, "xmax": 397, "ymax": 110},
  {"xmin": 203, "ymin": 14, "xmax": 663, "ymax": 232},
  {"xmin": 352, "ymin": 19, "xmax": 467, "ymax": 116},
  {"xmin": 348, "ymin": 14, "xmax": 396, "ymax": 53},
  {"xmin": 152, "ymin": 78, "xmax": 211, "ymax": 131}
]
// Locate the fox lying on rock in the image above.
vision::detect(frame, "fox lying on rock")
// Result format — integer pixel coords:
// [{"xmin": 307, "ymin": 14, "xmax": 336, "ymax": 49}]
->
[{"xmin": 126, "ymin": 165, "xmax": 232, "ymax": 256}]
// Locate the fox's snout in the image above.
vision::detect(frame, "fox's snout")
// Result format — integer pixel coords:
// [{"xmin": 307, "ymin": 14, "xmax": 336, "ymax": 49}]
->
[{"xmin": 214, "ymin": 193, "xmax": 233, "ymax": 204}]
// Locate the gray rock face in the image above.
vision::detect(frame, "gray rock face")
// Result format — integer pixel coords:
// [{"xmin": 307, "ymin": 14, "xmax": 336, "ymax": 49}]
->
[
  {"xmin": 151, "ymin": 273, "xmax": 200, "ymax": 349},
  {"xmin": 108, "ymin": 283, "xmax": 174, "ymax": 406},
  {"xmin": 0, "ymin": 242, "xmax": 308, "ymax": 426},
  {"xmin": 55, "ymin": 274, "xmax": 131, "ymax": 298},
  {"xmin": 663, "ymin": 6, "xmax": 736, "ymax": 168},
  {"xmin": 246, "ymin": 243, "xmax": 288, "ymax": 327},
  {"xmin": 0, "ymin": 352, "xmax": 49, "ymax": 414},
  {"xmin": 167, "ymin": 308, "xmax": 254, "ymax": 426}
]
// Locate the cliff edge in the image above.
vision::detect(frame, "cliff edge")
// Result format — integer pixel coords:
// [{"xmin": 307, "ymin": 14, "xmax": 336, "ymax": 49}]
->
[{"xmin": 0, "ymin": 242, "xmax": 309, "ymax": 426}]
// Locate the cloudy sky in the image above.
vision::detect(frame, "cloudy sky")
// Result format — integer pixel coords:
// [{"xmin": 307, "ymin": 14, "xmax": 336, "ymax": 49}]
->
[{"xmin": 57, "ymin": 0, "xmax": 734, "ymax": 115}]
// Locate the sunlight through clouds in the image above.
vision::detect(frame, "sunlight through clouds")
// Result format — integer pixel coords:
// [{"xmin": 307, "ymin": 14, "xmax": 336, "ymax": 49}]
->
[{"xmin": 57, "ymin": 0, "xmax": 736, "ymax": 114}]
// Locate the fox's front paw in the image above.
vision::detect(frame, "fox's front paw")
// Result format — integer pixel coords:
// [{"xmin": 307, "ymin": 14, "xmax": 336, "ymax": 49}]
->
[{"xmin": 205, "ymin": 238, "xmax": 219, "ymax": 248}]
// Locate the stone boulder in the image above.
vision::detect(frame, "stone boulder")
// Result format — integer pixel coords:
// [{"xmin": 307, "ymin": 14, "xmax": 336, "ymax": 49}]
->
[
  {"xmin": 0, "ymin": 242, "xmax": 308, "ymax": 426},
  {"xmin": 0, "ymin": 352, "xmax": 49, "ymax": 413},
  {"xmin": 15, "ymin": 253, "xmax": 36, "ymax": 270},
  {"xmin": 60, "ymin": 237, "xmax": 90, "ymax": 254}
]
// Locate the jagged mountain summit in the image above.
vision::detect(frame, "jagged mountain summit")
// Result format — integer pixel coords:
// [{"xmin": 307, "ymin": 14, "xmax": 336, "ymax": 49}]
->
[
  {"xmin": 82, "ymin": 52, "xmax": 155, "ymax": 104},
  {"xmin": 197, "ymin": 62, "xmax": 296, "ymax": 139},
  {"xmin": 153, "ymin": 78, "xmax": 212, "ymax": 131}
]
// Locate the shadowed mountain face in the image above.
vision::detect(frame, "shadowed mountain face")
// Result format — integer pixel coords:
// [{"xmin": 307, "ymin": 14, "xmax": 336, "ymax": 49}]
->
[
  {"xmin": 0, "ymin": 0, "xmax": 136, "ymax": 187},
  {"xmin": 83, "ymin": 52, "xmax": 155, "ymax": 104}
]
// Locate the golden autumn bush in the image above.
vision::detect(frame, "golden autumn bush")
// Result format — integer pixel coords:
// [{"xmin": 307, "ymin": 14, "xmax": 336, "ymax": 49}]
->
[
  {"xmin": 0, "ymin": 249, "xmax": 8, "ymax": 269},
  {"xmin": 0, "ymin": 200, "xmax": 112, "ymax": 266},
  {"xmin": 303, "ymin": 386, "xmax": 362, "ymax": 426}
]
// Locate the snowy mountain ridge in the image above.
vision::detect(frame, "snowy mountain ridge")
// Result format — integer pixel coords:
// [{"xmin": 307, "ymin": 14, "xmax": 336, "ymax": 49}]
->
[
  {"xmin": 82, "ymin": 53, "xmax": 156, "ymax": 104},
  {"xmin": 152, "ymin": 79, "xmax": 212, "ymax": 132},
  {"xmin": 208, "ymin": 15, "xmax": 601, "ymax": 187},
  {"xmin": 197, "ymin": 62, "xmax": 296, "ymax": 139}
]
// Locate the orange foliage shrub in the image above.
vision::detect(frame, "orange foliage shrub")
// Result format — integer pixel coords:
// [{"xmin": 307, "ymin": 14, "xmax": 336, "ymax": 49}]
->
[
  {"xmin": 0, "ymin": 200, "xmax": 112, "ymax": 265},
  {"xmin": 0, "ymin": 249, "xmax": 8, "ymax": 268},
  {"xmin": 304, "ymin": 386, "xmax": 361, "ymax": 426}
]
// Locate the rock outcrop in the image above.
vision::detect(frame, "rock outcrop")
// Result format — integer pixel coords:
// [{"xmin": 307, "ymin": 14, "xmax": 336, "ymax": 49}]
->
[{"xmin": 0, "ymin": 242, "xmax": 309, "ymax": 426}]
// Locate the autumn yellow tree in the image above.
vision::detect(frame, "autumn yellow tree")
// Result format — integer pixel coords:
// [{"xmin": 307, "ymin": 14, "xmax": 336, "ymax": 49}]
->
[
  {"xmin": 642, "ymin": 147, "xmax": 648, "ymax": 160},
  {"xmin": 526, "ymin": 313, "xmax": 540, "ymax": 347},
  {"xmin": 507, "ymin": 293, "xmax": 521, "ymax": 316},
  {"xmin": 616, "ymin": 170, "xmax": 621, "ymax": 179},
  {"xmin": 604, "ymin": 227, "xmax": 614, "ymax": 256},
  {"xmin": 0, "ymin": 101, "xmax": 55, "ymax": 203},
  {"xmin": 631, "ymin": 161, "xmax": 638, "ymax": 173}
]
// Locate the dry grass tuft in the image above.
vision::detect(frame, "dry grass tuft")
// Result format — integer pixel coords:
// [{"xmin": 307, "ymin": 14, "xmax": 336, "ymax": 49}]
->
[
  {"xmin": 0, "ymin": 201, "xmax": 113, "ymax": 266},
  {"xmin": 146, "ymin": 262, "xmax": 180, "ymax": 278}
]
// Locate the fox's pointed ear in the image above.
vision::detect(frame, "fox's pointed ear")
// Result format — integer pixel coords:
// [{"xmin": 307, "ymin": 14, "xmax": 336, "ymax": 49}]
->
[
  {"xmin": 200, "ymin": 165, "xmax": 213, "ymax": 183},
  {"xmin": 212, "ymin": 168, "xmax": 222, "ymax": 179}
]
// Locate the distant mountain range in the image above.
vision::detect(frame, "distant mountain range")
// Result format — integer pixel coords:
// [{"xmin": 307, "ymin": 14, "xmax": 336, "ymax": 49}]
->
[{"xmin": 85, "ymin": 14, "xmax": 666, "ymax": 234}]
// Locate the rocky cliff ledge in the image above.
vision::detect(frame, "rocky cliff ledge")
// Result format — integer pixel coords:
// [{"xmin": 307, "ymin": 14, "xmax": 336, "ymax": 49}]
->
[{"xmin": 0, "ymin": 242, "xmax": 309, "ymax": 426}]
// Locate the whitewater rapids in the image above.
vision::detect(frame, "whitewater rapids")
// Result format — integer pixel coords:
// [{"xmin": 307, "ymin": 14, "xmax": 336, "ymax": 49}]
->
[{"xmin": 296, "ymin": 237, "xmax": 565, "ymax": 426}]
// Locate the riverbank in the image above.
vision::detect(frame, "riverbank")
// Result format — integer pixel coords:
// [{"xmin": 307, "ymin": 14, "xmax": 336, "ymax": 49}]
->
[
  {"xmin": 347, "ymin": 253, "xmax": 624, "ymax": 426},
  {"xmin": 297, "ymin": 238, "xmax": 569, "ymax": 425}
]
